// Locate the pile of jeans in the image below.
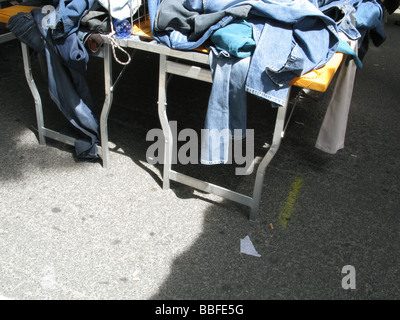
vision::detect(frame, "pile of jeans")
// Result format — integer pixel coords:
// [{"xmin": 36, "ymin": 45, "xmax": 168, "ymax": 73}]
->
[{"xmin": 149, "ymin": 0, "xmax": 384, "ymax": 164}]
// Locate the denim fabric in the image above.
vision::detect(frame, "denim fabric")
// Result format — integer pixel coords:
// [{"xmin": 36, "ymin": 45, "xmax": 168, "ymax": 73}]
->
[
  {"xmin": 150, "ymin": 0, "xmax": 339, "ymax": 106},
  {"xmin": 320, "ymin": 3, "xmax": 361, "ymax": 40},
  {"xmin": 318, "ymin": 0, "xmax": 385, "ymax": 46},
  {"xmin": 244, "ymin": 1, "xmax": 339, "ymax": 106},
  {"xmin": 7, "ymin": 12, "xmax": 45, "ymax": 53},
  {"xmin": 353, "ymin": 0, "xmax": 385, "ymax": 47},
  {"xmin": 210, "ymin": 18, "xmax": 255, "ymax": 59},
  {"xmin": 51, "ymin": 0, "xmax": 97, "ymax": 39},
  {"xmin": 55, "ymin": 33, "xmax": 89, "ymax": 71},
  {"xmin": 201, "ymin": 52, "xmax": 250, "ymax": 164},
  {"xmin": 150, "ymin": 0, "xmax": 339, "ymax": 163},
  {"xmin": 8, "ymin": 8, "xmax": 100, "ymax": 159}
]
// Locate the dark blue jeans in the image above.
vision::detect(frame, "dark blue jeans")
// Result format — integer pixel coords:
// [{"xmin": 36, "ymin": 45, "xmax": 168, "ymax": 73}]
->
[{"xmin": 7, "ymin": 8, "xmax": 100, "ymax": 159}]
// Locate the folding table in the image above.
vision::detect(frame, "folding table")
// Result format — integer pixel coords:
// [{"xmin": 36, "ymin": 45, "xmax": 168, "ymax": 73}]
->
[
  {"xmin": 2, "ymin": 4, "xmax": 349, "ymax": 220},
  {"xmin": 101, "ymin": 17, "xmax": 345, "ymax": 220}
]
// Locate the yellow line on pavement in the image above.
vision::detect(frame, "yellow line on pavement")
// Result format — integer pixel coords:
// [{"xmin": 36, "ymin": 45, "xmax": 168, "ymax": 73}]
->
[{"xmin": 279, "ymin": 177, "xmax": 303, "ymax": 228}]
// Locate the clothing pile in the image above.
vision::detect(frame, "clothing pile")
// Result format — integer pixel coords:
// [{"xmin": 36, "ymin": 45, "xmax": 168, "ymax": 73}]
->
[
  {"xmin": 7, "ymin": 0, "xmax": 386, "ymax": 163},
  {"xmin": 7, "ymin": 0, "xmax": 141, "ymax": 160},
  {"xmin": 148, "ymin": 0, "xmax": 385, "ymax": 164}
]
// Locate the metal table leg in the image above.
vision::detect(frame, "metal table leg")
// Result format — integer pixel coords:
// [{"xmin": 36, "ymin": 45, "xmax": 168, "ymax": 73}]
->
[
  {"xmin": 21, "ymin": 42, "xmax": 46, "ymax": 146},
  {"xmin": 100, "ymin": 42, "xmax": 113, "ymax": 169}
]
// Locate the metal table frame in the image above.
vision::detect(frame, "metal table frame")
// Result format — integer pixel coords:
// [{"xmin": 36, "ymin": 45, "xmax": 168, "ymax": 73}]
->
[
  {"xmin": 2, "ymin": 4, "xmax": 352, "ymax": 221},
  {"xmin": 101, "ymin": 35, "xmax": 294, "ymax": 221},
  {"xmin": 18, "ymin": 31, "xmax": 346, "ymax": 221}
]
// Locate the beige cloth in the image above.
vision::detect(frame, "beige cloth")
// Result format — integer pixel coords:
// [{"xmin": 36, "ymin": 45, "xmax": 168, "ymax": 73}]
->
[{"xmin": 315, "ymin": 40, "xmax": 358, "ymax": 154}]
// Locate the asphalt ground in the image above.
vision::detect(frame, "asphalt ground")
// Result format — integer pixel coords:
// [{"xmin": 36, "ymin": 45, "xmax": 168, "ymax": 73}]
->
[{"xmin": 0, "ymin": 10, "xmax": 399, "ymax": 301}]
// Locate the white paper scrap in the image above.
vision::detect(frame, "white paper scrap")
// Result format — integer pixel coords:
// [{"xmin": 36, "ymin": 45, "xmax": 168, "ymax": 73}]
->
[{"xmin": 240, "ymin": 235, "xmax": 261, "ymax": 257}]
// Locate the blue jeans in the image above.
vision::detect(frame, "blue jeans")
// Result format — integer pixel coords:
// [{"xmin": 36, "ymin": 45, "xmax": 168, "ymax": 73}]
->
[
  {"xmin": 6, "ymin": 10, "xmax": 45, "ymax": 53},
  {"xmin": 318, "ymin": 0, "xmax": 385, "ymax": 59},
  {"xmin": 201, "ymin": 52, "xmax": 250, "ymax": 164},
  {"xmin": 242, "ymin": 1, "xmax": 339, "ymax": 106},
  {"xmin": 7, "ymin": 9, "xmax": 100, "ymax": 159}
]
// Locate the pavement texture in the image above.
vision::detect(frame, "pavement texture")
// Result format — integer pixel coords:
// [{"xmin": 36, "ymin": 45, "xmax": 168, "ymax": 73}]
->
[{"xmin": 0, "ymin": 10, "xmax": 399, "ymax": 300}]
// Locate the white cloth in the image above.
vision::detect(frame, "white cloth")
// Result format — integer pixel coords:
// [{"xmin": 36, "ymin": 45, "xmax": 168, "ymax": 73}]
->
[
  {"xmin": 315, "ymin": 40, "xmax": 358, "ymax": 154},
  {"xmin": 98, "ymin": 0, "xmax": 142, "ymax": 20}
]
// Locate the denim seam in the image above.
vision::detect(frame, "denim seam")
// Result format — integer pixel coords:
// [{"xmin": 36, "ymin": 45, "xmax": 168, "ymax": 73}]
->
[
  {"xmin": 200, "ymin": 159, "xmax": 228, "ymax": 165},
  {"xmin": 245, "ymin": 86, "xmax": 286, "ymax": 106}
]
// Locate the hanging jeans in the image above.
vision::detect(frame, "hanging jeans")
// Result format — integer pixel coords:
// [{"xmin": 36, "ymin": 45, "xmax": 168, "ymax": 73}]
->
[
  {"xmin": 201, "ymin": 51, "xmax": 250, "ymax": 165},
  {"xmin": 7, "ymin": 9, "xmax": 100, "ymax": 159}
]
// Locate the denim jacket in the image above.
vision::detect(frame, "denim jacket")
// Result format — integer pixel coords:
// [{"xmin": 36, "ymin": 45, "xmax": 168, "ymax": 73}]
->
[{"xmin": 245, "ymin": 0, "xmax": 339, "ymax": 105}]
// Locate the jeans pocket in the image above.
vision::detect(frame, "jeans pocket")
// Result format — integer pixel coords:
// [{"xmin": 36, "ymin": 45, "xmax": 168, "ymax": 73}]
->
[
  {"xmin": 7, "ymin": 12, "xmax": 33, "ymax": 36},
  {"xmin": 7, "ymin": 12, "xmax": 44, "ymax": 53}
]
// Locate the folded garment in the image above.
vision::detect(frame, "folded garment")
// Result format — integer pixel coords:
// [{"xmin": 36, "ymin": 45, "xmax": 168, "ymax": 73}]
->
[
  {"xmin": 55, "ymin": 33, "xmax": 89, "ymax": 72},
  {"xmin": 210, "ymin": 19, "xmax": 255, "ymax": 59}
]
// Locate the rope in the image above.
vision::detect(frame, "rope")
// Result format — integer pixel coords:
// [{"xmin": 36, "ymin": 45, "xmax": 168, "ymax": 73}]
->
[
  {"xmin": 108, "ymin": 31, "xmax": 132, "ymax": 65},
  {"xmin": 106, "ymin": 0, "xmax": 133, "ymax": 66}
]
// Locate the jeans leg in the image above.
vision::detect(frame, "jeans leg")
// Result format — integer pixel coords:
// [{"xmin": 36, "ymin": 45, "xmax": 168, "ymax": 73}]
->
[
  {"xmin": 45, "ymin": 38, "xmax": 99, "ymax": 158},
  {"xmin": 201, "ymin": 52, "xmax": 249, "ymax": 164},
  {"xmin": 201, "ymin": 52, "xmax": 231, "ymax": 164},
  {"xmin": 229, "ymin": 55, "xmax": 250, "ymax": 139}
]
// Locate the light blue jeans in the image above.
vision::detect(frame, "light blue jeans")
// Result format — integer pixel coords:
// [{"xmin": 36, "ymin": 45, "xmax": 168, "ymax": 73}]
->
[
  {"xmin": 242, "ymin": 1, "xmax": 338, "ymax": 106},
  {"xmin": 201, "ymin": 51, "xmax": 250, "ymax": 165}
]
